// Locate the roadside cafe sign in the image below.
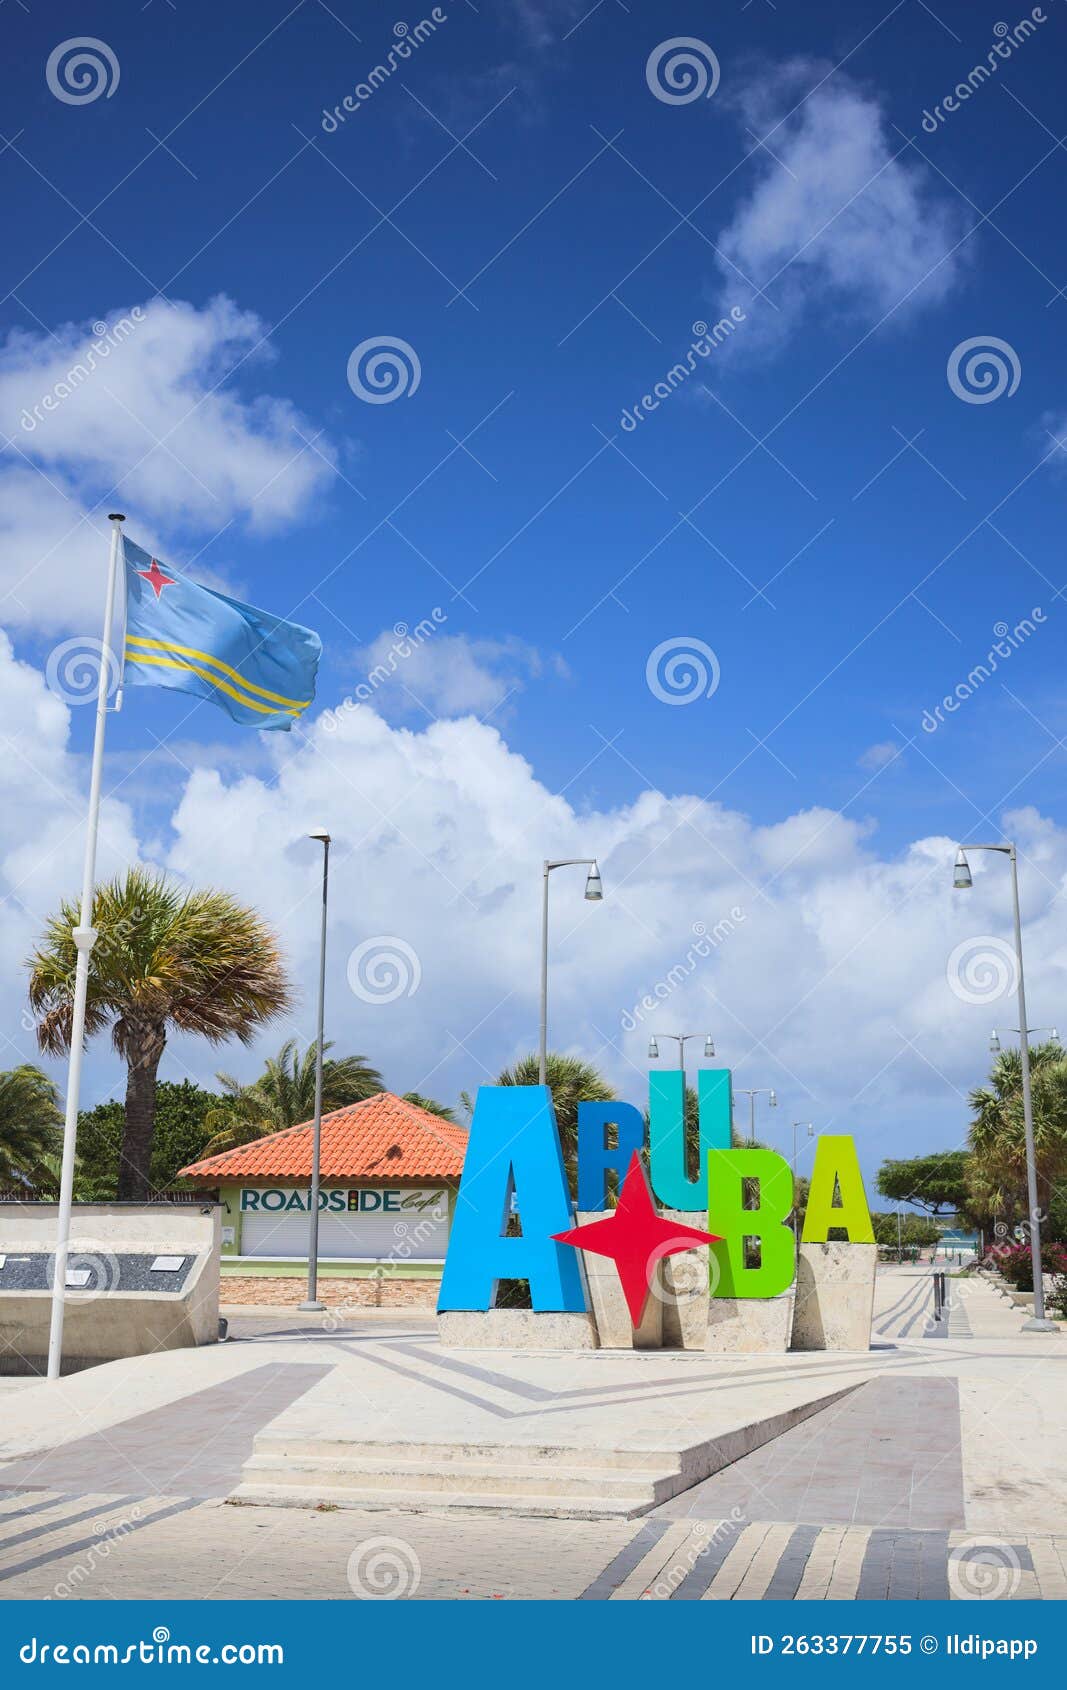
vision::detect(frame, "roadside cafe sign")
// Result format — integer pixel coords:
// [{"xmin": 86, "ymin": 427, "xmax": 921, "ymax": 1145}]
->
[
  {"xmin": 439, "ymin": 1074, "xmax": 874, "ymax": 1323},
  {"xmin": 240, "ymin": 1188, "xmax": 445, "ymax": 1215}
]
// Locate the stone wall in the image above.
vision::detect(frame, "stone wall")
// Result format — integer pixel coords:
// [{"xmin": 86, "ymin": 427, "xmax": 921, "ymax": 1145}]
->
[{"xmin": 220, "ymin": 1275, "xmax": 440, "ymax": 1308}]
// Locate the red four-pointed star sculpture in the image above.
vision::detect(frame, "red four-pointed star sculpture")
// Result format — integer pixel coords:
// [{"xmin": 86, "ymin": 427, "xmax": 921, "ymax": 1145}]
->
[
  {"xmin": 138, "ymin": 558, "xmax": 176, "ymax": 599},
  {"xmin": 552, "ymin": 1152, "xmax": 722, "ymax": 1327}
]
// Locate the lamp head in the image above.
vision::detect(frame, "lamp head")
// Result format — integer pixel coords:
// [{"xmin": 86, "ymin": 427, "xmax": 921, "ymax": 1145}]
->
[
  {"xmin": 768, "ymin": 1089, "xmax": 778, "ymax": 1108},
  {"xmin": 308, "ymin": 828, "xmax": 331, "ymax": 844},
  {"xmin": 584, "ymin": 861, "xmax": 603, "ymax": 901},
  {"xmin": 989, "ymin": 1030, "xmax": 1001, "ymax": 1053},
  {"xmin": 647, "ymin": 1036, "xmax": 659, "ymax": 1060},
  {"xmin": 953, "ymin": 848, "xmax": 973, "ymax": 890},
  {"xmin": 704, "ymin": 1035, "xmax": 715, "ymax": 1059}
]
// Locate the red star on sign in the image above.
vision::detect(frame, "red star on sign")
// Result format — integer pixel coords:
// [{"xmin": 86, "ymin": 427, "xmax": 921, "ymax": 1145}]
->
[
  {"xmin": 552, "ymin": 1152, "xmax": 722, "ymax": 1327},
  {"xmin": 138, "ymin": 558, "xmax": 176, "ymax": 599}
]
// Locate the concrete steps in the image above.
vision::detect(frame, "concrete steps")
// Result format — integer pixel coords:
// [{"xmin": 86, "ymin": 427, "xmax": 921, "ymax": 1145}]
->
[{"xmin": 230, "ymin": 1385, "xmax": 859, "ymax": 1519}]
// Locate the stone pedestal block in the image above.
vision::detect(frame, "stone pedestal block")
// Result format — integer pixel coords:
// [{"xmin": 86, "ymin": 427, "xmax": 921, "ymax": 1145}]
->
[
  {"xmin": 436, "ymin": 1309, "xmax": 599, "ymax": 1349},
  {"xmin": 575, "ymin": 1213, "xmax": 661, "ymax": 1348},
  {"xmin": 658, "ymin": 1210, "xmax": 710, "ymax": 1349},
  {"xmin": 704, "ymin": 1290, "xmax": 794, "ymax": 1353},
  {"xmin": 790, "ymin": 1241, "xmax": 876, "ymax": 1351}
]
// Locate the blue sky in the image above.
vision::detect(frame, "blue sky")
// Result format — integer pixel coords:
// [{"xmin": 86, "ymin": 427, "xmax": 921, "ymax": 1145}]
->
[{"xmin": 2, "ymin": 0, "xmax": 1067, "ymax": 1183}]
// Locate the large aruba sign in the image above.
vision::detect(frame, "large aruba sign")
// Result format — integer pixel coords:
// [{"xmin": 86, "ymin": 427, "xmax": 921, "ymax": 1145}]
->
[{"xmin": 439, "ymin": 1073, "xmax": 874, "ymax": 1324}]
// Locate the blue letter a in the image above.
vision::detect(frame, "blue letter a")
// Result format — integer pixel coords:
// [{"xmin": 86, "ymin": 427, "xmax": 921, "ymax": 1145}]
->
[{"xmin": 438, "ymin": 1085, "xmax": 588, "ymax": 1312}]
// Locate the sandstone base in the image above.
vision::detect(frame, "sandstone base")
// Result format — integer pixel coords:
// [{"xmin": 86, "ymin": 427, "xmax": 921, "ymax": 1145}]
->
[
  {"xmin": 437, "ymin": 1309, "xmax": 599, "ymax": 1349},
  {"xmin": 705, "ymin": 1290, "xmax": 794, "ymax": 1353},
  {"xmin": 659, "ymin": 1210, "xmax": 710, "ymax": 1349},
  {"xmin": 791, "ymin": 1241, "xmax": 876, "ymax": 1351},
  {"xmin": 575, "ymin": 1211, "xmax": 661, "ymax": 1348}
]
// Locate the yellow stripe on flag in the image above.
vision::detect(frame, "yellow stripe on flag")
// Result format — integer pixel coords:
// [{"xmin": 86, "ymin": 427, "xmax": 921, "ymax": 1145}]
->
[
  {"xmin": 125, "ymin": 634, "xmax": 311, "ymax": 709},
  {"xmin": 124, "ymin": 649, "xmax": 302, "ymax": 717}
]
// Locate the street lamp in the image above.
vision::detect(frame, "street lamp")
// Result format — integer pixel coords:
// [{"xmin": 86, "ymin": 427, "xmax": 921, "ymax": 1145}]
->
[
  {"xmin": 648, "ymin": 1032, "xmax": 716, "ymax": 1068},
  {"xmin": 990, "ymin": 1026, "xmax": 1057, "ymax": 1054},
  {"xmin": 539, "ymin": 858, "xmax": 603, "ymax": 1086},
  {"xmin": 953, "ymin": 842, "xmax": 1055, "ymax": 1330},
  {"xmin": 735, "ymin": 1087, "xmax": 777, "ymax": 1145},
  {"xmin": 791, "ymin": 1119, "xmax": 814, "ymax": 1171},
  {"xmin": 299, "ymin": 828, "xmax": 330, "ymax": 1314}
]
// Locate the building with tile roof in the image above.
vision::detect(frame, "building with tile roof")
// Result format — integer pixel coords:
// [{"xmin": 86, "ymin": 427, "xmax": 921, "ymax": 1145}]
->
[{"xmin": 178, "ymin": 1092, "xmax": 467, "ymax": 1264}]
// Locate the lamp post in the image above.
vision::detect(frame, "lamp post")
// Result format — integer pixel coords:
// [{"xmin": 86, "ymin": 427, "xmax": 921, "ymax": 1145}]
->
[
  {"xmin": 792, "ymin": 1119, "xmax": 813, "ymax": 1173},
  {"xmin": 299, "ymin": 828, "xmax": 330, "ymax": 1314},
  {"xmin": 539, "ymin": 858, "xmax": 602, "ymax": 1086},
  {"xmin": 790, "ymin": 1121, "xmax": 813, "ymax": 1248},
  {"xmin": 989, "ymin": 1026, "xmax": 1057, "ymax": 1053},
  {"xmin": 647, "ymin": 1032, "xmax": 716, "ymax": 1068},
  {"xmin": 953, "ymin": 842, "xmax": 1055, "ymax": 1330},
  {"xmin": 734, "ymin": 1087, "xmax": 778, "ymax": 1145}
]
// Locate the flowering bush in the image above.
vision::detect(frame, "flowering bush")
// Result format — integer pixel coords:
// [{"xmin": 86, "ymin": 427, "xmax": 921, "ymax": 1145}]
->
[{"xmin": 986, "ymin": 1240, "xmax": 1067, "ymax": 1291}]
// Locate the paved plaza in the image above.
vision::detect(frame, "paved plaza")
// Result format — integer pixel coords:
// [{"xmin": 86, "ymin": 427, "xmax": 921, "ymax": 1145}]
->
[{"xmin": 0, "ymin": 1268, "xmax": 1063, "ymax": 1601}]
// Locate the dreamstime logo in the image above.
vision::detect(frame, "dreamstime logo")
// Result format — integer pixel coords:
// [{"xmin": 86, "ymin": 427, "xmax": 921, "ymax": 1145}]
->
[
  {"xmin": 46, "ymin": 38, "xmax": 120, "ymax": 105},
  {"xmin": 320, "ymin": 610, "xmax": 447, "ymax": 731},
  {"xmin": 946, "ymin": 936, "xmax": 1019, "ymax": 1006},
  {"xmin": 347, "ymin": 336, "xmax": 422, "ymax": 405},
  {"xmin": 649, "ymin": 1236, "xmax": 721, "ymax": 1310},
  {"xmin": 621, "ymin": 911, "xmax": 745, "ymax": 1032},
  {"xmin": 20, "ymin": 310, "xmax": 145, "ymax": 433},
  {"xmin": 947, "ymin": 337, "xmax": 1021, "ymax": 404},
  {"xmin": 347, "ymin": 937, "xmax": 422, "ymax": 1004},
  {"xmin": 346, "ymin": 1536, "xmax": 422, "ymax": 1599},
  {"xmin": 646, "ymin": 38, "xmax": 720, "ymax": 105},
  {"xmin": 920, "ymin": 609, "xmax": 1045, "ymax": 733},
  {"xmin": 948, "ymin": 1538, "xmax": 1022, "ymax": 1599},
  {"xmin": 920, "ymin": 10, "xmax": 1047, "ymax": 133},
  {"xmin": 46, "ymin": 638, "xmax": 121, "ymax": 706},
  {"xmin": 646, "ymin": 637, "xmax": 720, "ymax": 705},
  {"xmin": 618, "ymin": 311, "xmax": 746, "ymax": 432},
  {"xmin": 321, "ymin": 12, "xmax": 448, "ymax": 132}
]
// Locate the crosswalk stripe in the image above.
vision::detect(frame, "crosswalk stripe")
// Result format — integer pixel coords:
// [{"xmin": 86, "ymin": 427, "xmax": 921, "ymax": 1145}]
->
[
  {"xmin": 605, "ymin": 1522, "xmax": 698, "ymax": 1600},
  {"xmin": 731, "ymin": 1522, "xmax": 798, "ymax": 1599},
  {"xmin": 825, "ymin": 1525, "xmax": 871, "ymax": 1599},
  {"xmin": 704, "ymin": 1521, "xmax": 776, "ymax": 1599},
  {"xmin": 795, "ymin": 1525, "xmax": 847, "ymax": 1600}
]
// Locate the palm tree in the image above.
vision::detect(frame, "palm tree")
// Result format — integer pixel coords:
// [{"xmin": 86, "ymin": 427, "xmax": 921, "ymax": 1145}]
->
[
  {"xmin": 200, "ymin": 1038, "xmax": 382, "ymax": 1157},
  {"xmin": 0, "ymin": 1066, "xmax": 63, "ymax": 1188},
  {"xmin": 967, "ymin": 1039, "xmax": 1067, "ymax": 1223},
  {"xmin": 495, "ymin": 1052, "xmax": 615, "ymax": 1192},
  {"xmin": 28, "ymin": 868, "xmax": 292, "ymax": 1199},
  {"xmin": 401, "ymin": 1092, "xmax": 457, "ymax": 1123}
]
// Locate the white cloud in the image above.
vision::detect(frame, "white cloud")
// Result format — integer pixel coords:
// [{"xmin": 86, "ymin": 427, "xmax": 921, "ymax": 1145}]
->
[
  {"xmin": 4, "ymin": 644, "xmax": 1061, "ymax": 1183},
  {"xmin": 0, "ymin": 296, "xmax": 336, "ymax": 634},
  {"xmin": 153, "ymin": 698, "xmax": 1067, "ymax": 1179},
  {"xmin": 713, "ymin": 67, "xmax": 966, "ymax": 349},
  {"xmin": 346, "ymin": 627, "xmax": 564, "ymax": 721},
  {"xmin": 859, "ymin": 740, "xmax": 901, "ymax": 771}
]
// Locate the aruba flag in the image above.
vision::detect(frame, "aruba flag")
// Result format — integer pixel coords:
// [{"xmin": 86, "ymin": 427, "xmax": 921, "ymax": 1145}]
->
[{"xmin": 122, "ymin": 540, "xmax": 321, "ymax": 731}]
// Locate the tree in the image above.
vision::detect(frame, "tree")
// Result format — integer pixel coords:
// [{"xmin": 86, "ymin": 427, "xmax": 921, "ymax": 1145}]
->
[
  {"xmin": 0, "ymin": 1065, "xmax": 62, "ymax": 1187},
  {"xmin": 876, "ymin": 1151, "xmax": 971, "ymax": 1215},
  {"xmin": 495, "ymin": 1052, "xmax": 615, "ymax": 1192},
  {"xmin": 199, "ymin": 1038, "xmax": 382, "ymax": 1157},
  {"xmin": 75, "ymin": 1080, "xmax": 226, "ymax": 1196},
  {"xmin": 870, "ymin": 1210, "xmax": 941, "ymax": 1249},
  {"xmin": 28, "ymin": 868, "xmax": 292, "ymax": 1199},
  {"xmin": 967, "ymin": 1040, "xmax": 1067, "ymax": 1234},
  {"xmin": 401, "ymin": 1092, "xmax": 457, "ymax": 1123}
]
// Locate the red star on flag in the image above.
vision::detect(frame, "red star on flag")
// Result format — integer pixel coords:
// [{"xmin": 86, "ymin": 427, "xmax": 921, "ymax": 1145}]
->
[
  {"xmin": 138, "ymin": 558, "xmax": 176, "ymax": 599},
  {"xmin": 552, "ymin": 1152, "xmax": 722, "ymax": 1326}
]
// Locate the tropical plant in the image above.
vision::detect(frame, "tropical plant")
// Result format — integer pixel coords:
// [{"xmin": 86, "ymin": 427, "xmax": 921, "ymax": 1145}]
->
[
  {"xmin": 967, "ymin": 1040, "xmax": 1067, "ymax": 1226},
  {"xmin": 75, "ymin": 1080, "xmax": 228, "ymax": 1196},
  {"xmin": 0, "ymin": 1065, "xmax": 63, "ymax": 1187},
  {"xmin": 401, "ymin": 1092, "xmax": 457, "ymax": 1122},
  {"xmin": 28, "ymin": 868, "xmax": 292, "ymax": 1199},
  {"xmin": 199, "ymin": 1038, "xmax": 382, "ymax": 1157},
  {"xmin": 876, "ymin": 1150, "xmax": 972, "ymax": 1215}
]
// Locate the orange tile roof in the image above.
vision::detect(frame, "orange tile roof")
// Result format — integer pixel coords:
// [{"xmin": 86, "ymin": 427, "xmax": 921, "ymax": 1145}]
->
[{"xmin": 178, "ymin": 1091, "xmax": 467, "ymax": 1183}]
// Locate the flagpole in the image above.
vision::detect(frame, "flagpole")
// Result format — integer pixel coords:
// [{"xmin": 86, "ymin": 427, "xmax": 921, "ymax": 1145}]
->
[{"xmin": 46, "ymin": 512, "xmax": 125, "ymax": 1381}]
